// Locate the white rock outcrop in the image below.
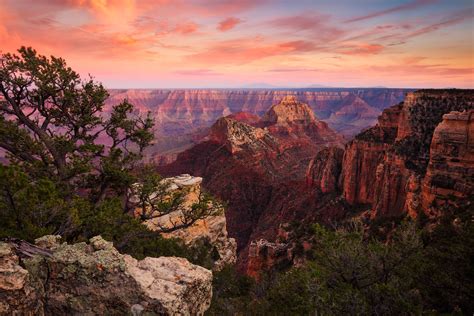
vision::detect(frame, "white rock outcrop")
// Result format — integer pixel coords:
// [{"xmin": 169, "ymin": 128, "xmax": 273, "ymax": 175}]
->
[{"xmin": 142, "ymin": 174, "xmax": 237, "ymax": 271}]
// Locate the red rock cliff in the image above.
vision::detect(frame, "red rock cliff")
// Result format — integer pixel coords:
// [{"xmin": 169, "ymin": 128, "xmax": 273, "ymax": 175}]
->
[
  {"xmin": 340, "ymin": 90, "xmax": 474, "ymax": 218},
  {"xmin": 421, "ymin": 110, "xmax": 474, "ymax": 216},
  {"xmin": 306, "ymin": 147, "xmax": 344, "ymax": 193}
]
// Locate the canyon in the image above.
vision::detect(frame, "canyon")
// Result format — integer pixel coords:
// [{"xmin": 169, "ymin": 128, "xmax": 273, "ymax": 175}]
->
[
  {"xmin": 159, "ymin": 89, "xmax": 473, "ymax": 276},
  {"xmin": 158, "ymin": 96, "xmax": 351, "ymax": 273},
  {"xmin": 105, "ymin": 89, "xmax": 409, "ymax": 163}
]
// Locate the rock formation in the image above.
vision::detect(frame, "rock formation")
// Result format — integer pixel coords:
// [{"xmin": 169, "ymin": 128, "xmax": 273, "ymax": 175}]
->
[
  {"xmin": 306, "ymin": 147, "xmax": 344, "ymax": 193},
  {"xmin": 159, "ymin": 97, "xmax": 349, "ymax": 274},
  {"xmin": 0, "ymin": 236, "xmax": 213, "ymax": 315},
  {"xmin": 157, "ymin": 89, "xmax": 474, "ymax": 277},
  {"xmin": 421, "ymin": 110, "xmax": 474, "ymax": 216},
  {"xmin": 339, "ymin": 90, "xmax": 474, "ymax": 218},
  {"xmin": 261, "ymin": 96, "xmax": 344, "ymax": 148},
  {"xmin": 209, "ymin": 117, "xmax": 278, "ymax": 154},
  {"xmin": 142, "ymin": 174, "xmax": 237, "ymax": 271},
  {"xmin": 104, "ymin": 89, "xmax": 408, "ymax": 163},
  {"xmin": 246, "ymin": 239, "xmax": 289, "ymax": 278},
  {"xmin": 0, "ymin": 242, "xmax": 44, "ymax": 315}
]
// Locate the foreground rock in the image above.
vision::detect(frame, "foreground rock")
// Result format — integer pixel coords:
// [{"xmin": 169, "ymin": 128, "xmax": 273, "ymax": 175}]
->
[
  {"xmin": 0, "ymin": 236, "xmax": 212, "ymax": 315},
  {"xmin": 143, "ymin": 174, "xmax": 237, "ymax": 271}
]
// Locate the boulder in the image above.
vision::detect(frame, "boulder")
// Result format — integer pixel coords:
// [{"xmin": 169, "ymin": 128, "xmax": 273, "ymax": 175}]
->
[{"xmin": 0, "ymin": 236, "xmax": 213, "ymax": 315}]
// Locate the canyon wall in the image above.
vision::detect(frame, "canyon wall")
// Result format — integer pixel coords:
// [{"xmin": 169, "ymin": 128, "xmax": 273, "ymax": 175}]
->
[
  {"xmin": 314, "ymin": 90, "xmax": 474, "ymax": 218},
  {"xmin": 159, "ymin": 89, "xmax": 473, "ymax": 277}
]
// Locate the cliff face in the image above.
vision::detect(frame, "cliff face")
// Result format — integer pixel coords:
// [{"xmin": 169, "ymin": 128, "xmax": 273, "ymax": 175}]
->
[
  {"xmin": 339, "ymin": 90, "xmax": 474, "ymax": 218},
  {"xmin": 306, "ymin": 147, "xmax": 344, "ymax": 193},
  {"xmin": 339, "ymin": 104, "xmax": 402, "ymax": 204},
  {"xmin": 0, "ymin": 236, "xmax": 213, "ymax": 315},
  {"xmin": 105, "ymin": 89, "xmax": 408, "ymax": 163},
  {"xmin": 421, "ymin": 110, "xmax": 474, "ymax": 216}
]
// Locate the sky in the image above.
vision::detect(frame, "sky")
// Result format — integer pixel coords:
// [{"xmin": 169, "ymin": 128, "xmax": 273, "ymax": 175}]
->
[{"xmin": 0, "ymin": 0, "xmax": 473, "ymax": 88}]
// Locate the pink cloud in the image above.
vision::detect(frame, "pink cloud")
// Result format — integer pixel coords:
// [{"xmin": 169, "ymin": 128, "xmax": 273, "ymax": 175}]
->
[
  {"xmin": 173, "ymin": 22, "xmax": 199, "ymax": 34},
  {"xmin": 217, "ymin": 17, "xmax": 242, "ymax": 31},
  {"xmin": 267, "ymin": 13, "xmax": 346, "ymax": 42},
  {"xmin": 187, "ymin": 37, "xmax": 323, "ymax": 65},
  {"xmin": 192, "ymin": 0, "xmax": 267, "ymax": 15},
  {"xmin": 174, "ymin": 69, "xmax": 222, "ymax": 76}
]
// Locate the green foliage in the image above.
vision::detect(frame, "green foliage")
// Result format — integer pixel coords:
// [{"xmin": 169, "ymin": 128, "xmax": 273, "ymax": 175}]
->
[
  {"xmin": 308, "ymin": 222, "xmax": 423, "ymax": 315},
  {"xmin": 81, "ymin": 199, "xmax": 190, "ymax": 260},
  {"xmin": 416, "ymin": 199, "xmax": 474, "ymax": 313},
  {"xmin": 206, "ymin": 265, "xmax": 255, "ymax": 316},
  {"xmin": 0, "ymin": 46, "xmax": 154, "ymax": 201},
  {"xmin": 210, "ymin": 216, "xmax": 473, "ymax": 315},
  {"xmin": 0, "ymin": 47, "xmax": 222, "ymax": 268},
  {"xmin": 0, "ymin": 164, "xmax": 80, "ymax": 240},
  {"xmin": 0, "ymin": 164, "xmax": 192, "ymax": 260}
]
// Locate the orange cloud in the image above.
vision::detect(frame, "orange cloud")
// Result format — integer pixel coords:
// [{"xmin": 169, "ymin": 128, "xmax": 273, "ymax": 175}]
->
[{"xmin": 217, "ymin": 17, "xmax": 242, "ymax": 31}]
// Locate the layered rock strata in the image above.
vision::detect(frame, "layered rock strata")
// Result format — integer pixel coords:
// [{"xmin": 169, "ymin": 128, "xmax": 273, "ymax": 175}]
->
[{"xmin": 336, "ymin": 90, "xmax": 474, "ymax": 218}]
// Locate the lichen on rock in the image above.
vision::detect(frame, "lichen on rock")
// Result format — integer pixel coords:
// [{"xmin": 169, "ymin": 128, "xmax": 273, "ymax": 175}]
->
[{"xmin": 0, "ymin": 235, "xmax": 213, "ymax": 315}]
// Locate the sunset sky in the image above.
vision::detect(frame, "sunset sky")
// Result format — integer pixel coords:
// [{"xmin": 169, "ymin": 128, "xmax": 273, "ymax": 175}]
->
[{"xmin": 1, "ymin": 0, "xmax": 473, "ymax": 88}]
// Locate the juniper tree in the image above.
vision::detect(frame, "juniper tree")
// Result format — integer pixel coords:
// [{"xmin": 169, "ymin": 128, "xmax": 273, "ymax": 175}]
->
[{"xmin": 0, "ymin": 47, "xmax": 219, "ymax": 239}]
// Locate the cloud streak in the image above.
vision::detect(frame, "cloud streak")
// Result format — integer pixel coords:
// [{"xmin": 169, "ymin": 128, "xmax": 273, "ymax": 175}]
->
[{"xmin": 346, "ymin": 0, "xmax": 437, "ymax": 23}]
